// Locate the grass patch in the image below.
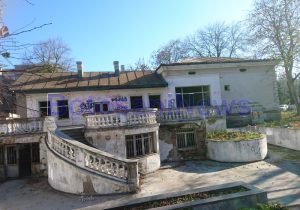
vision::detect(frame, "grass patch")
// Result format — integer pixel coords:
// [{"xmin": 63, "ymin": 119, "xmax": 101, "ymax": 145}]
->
[
  {"xmin": 261, "ymin": 111, "xmax": 300, "ymax": 128},
  {"xmin": 207, "ymin": 131, "xmax": 263, "ymax": 141}
]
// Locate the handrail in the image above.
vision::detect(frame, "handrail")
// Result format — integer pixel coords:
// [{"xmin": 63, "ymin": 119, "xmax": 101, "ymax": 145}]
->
[
  {"xmin": 46, "ymin": 130, "xmax": 139, "ymax": 186},
  {"xmin": 0, "ymin": 117, "xmax": 44, "ymax": 135}
]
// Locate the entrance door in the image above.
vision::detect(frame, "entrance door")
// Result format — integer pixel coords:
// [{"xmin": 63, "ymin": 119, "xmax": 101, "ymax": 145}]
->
[
  {"xmin": 19, "ymin": 144, "xmax": 31, "ymax": 177},
  {"xmin": 6, "ymin": 145, "xmax": 18, "ymax": 178}
]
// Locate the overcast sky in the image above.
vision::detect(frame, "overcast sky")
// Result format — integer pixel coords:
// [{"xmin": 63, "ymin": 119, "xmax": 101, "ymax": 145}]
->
[{"xmin": 3, "ymin": 0, "xmax": 253, "ymax": 71}]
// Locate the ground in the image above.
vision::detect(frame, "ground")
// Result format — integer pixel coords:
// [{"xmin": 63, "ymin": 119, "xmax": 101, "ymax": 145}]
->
[{"xmin": 0, "ymin": 144, "xmax": 299, "ymax": 210}]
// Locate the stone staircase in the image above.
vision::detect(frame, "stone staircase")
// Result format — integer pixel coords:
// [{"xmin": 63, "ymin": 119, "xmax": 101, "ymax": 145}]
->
[{"xmin": 60, "ymin": 127, "xmax": 90, "ymax": 145}]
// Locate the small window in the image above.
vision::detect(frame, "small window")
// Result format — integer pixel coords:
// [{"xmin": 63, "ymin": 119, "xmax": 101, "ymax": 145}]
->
[
  {"xmin": 0, "ymin": 146, "xmax": 4, "ymax": 165},
  {"xmin": 57, "ymin": 100, "xmax": 69, "ymax": 119},
  {"xmin": 224, "ymin": 85, "xmax": 230, "ymax": 91},
  {"xmin": 39, "ymin": 101, "xmax": 51, "ymax": 117},
  {"xmin": 126, "ymin": 132, "xmax": 155, "ymax": 158},
  {"xmin": 239, "ymin": 68, "xmax": 247, "ymax": 72},
  {"xmin": 149, "ymin": 95, "xmax": 161, "ymax": 109},
  {"xmin": 93, "ymin": 102, "xmax": 109, "ymax": 113},
  {"xmin": 188, "ymin": 72, "xmax": 196, "ymax": 75},
  {"xmin": 176, "ymin": 128, "xmax": 196, "ymax": 149},
  {"xmin": 7, "ymin": 146, "xmax": 17, "ymax": 165},
  {"xmin": 130, "ymin": 96, "xmax": 143, "ymax": 109},
  {"xmin": 31, "ymin": 143, "xmax": 40, "ymax": 163}
]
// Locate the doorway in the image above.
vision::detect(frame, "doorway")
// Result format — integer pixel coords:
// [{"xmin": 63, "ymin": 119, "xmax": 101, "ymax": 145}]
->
[{"xmin": 19, "ymin": 144, "xmax": 31, "ymax": 177}]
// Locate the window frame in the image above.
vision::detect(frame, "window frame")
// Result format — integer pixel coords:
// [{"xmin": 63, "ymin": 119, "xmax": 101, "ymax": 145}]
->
[
  {"xmin": 39, "ymin": 101, "xmax": 51, "ymax": 117},
  {"xmin": 130, "ymin": 96, "xmax": 143, "ymax": 109},
  {"xmin": 149, "ymin": 95, "xmax": 161, "ymax": 109},
  {"xmin": 176, "ymin": 128, "xmax": 196, "ymax": 150},
  {"xmin": 125, "ymin": 132, "xmax": 155, "ymax": 158},
  {"xmin": 175, "ymin": 86, "xmax": 211, "ymax": 108},
  {"xmin": 57, "ymin": 100, "xmax": 69, "ymax": 119}
]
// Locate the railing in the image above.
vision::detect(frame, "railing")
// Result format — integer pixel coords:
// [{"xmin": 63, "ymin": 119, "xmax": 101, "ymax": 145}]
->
[
  {"xmin": 85, "ymin": 110, "xmax": 157, "ymax": 129},
  {"xmin": 156, "ymin": 106, "xmax": 224, "ymax": 123},
  {"xmin": 0, "ymin": 117, "xmax": 44, "ymax": 135},
  {"xmin": 46, "ymin": 130, "xmax": 139, "ymax": 187}
]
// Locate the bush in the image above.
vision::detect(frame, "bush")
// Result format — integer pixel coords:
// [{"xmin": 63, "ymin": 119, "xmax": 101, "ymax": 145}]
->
[
  {"xmin": 240, "ymin": 203, "xmax": 288, "ymax": 210},
  {"xmin": 207, "ymin": 131, "xmax": 263, "ymax": 141}
]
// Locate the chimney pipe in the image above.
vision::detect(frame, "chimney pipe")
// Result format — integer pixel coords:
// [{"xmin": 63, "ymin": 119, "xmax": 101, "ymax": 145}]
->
[
  {"xmin": 121, "ymin": 65, "xmax": 125, "ymax": 72},
  {"xmin": 113, "ymin": 61, "xmax": 119, "ymax": 76},
  {"xmin": 76, "ymin": 61, "xmax": 84, "ymax": 77}
]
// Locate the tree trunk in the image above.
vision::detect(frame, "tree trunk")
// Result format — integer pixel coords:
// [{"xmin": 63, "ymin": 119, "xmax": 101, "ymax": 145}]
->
[{"xmin": 286, "ymin": 72, "xmax": 300, "ymax": 115}]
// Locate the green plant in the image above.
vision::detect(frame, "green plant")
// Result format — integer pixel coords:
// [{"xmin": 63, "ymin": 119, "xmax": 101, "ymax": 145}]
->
[{"xmin": 207, "ymin": 131, "xmax": 263, "ymax": 141}]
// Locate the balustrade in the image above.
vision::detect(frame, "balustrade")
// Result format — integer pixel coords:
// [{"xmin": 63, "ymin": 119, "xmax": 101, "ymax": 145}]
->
[{"xmin": 0, "ymin": 118, "xmax": 44, "ymax": 135}]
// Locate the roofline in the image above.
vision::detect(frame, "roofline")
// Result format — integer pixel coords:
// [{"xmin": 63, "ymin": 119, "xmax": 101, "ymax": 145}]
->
[
  {"xmin": 12, "ymin": 83, "xmax": 168, "ymax": 94},
  {"xmin": 155, "ymin": 58, "xmax": 281, "ymax": 72}
]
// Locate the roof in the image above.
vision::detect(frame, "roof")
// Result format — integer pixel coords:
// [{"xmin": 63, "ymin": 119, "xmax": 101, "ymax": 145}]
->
[
  {"xmin": 11, "ymin": 71, "xmax": 168, "ymax": 94},
  {"xmin": 156, "ymin": 57, "xmax": 280, "ymax": 69}
]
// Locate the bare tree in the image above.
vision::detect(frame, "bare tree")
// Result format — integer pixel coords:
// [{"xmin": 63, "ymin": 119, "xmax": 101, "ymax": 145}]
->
[
  {"xmin": 185, "ymin": 22, "xmax": 245, "ymax": 58},
  {"xmin": 248, "ymin": 0, "xmax": 300, "ymax": 114},
  {"xmin": 151, "ymin": 39, "xmax": 190, "ymax": 68},
  {"xmin": 128, "ymin": 58, "xmax": 151, "ymax": 71},
  {"xmin": 23, "ymin": 38, "xmax": 73, "ymax": 72}
]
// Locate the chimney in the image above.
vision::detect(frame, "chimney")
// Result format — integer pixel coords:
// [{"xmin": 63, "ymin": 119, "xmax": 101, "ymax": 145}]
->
[
  {"xmin": 76, "ymin": 61, "xmax": 84, "ymax": 77},
  {"xmin": 113, "ymin": 61, "xmax": 120, "ymax": 76},
  {"xmin": 121, "ymin": 65, "xmax": 125, "ymax": 72}
]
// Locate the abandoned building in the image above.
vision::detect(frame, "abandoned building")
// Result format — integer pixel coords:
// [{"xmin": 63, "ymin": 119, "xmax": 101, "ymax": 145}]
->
[{"xmin": 0, "ymin": 58, "xmax": 280, "ymax": 194}]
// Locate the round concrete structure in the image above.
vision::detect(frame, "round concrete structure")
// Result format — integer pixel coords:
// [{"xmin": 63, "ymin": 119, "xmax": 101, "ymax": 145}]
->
[{"xmin": 207, "ymin": 135, "xmax": 267, "ymax": 162}]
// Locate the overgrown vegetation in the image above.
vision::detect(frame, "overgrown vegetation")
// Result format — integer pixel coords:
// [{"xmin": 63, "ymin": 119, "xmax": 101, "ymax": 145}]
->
[
  {"xmin": 261, "ymin": 111, "xmax": 300, "ymax": 128},
  {"xmin": 207, "ymin": 131, "xmax": 263, "ymax": 141},
  {"xmin": 109, "ymin": 186, "xmax": 248, "ymax": 210},
  {"xmin": 240, "ymin": 203, "xmax": 288, "ymax": 210}
]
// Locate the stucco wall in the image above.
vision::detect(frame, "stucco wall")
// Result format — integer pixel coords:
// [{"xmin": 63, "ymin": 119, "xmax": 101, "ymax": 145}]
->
[
  {"xmin": 47, "ymin": 148, "xmax": 132, "ymax": 195},
  {"xmin": 85, "ymin": 125, "xmax": 161, "ymax": 174},
  {"xmin": 159, "ymin": 122, "xmax": 206, "ymax": 162},
  {"xmin": 160, "ymin": 62, "xmax": 279, "ymax": 112},
  {"xmin": 21, "ymin": 88, "xmax": 166, "ymax": 127},
  {"xmin": 207, "ymin": 136, "xmax": 268, "ymax": 162}
]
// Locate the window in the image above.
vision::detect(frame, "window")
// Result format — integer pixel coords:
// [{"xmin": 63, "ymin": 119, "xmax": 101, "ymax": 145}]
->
[
  {"xmin": 7, "ymin": 146, "xmax": 17, "ymax": 164},
  {"xmin": 224, "ymin": 85, "xmax": 230, "ymax": 91},
  {"xmin": 176, "ymin": 128, "xmax": 196, "ymax": 149},
  {"xmin": 126, "ymin": 132, "xmax": 155, "ymax": 158},
  {"xmin": 31, "ymin": 143, "xmax": 40, "ymax": 163},
  {"xmin": 149, "ymin": 95, "xmax": 161, "ymax": 109},
  {"xmin": 130, "ymin": 96, "xmax": 143, "ymax": 109},
  {"xmin": 239, "ymin": 68, "xmax": 247, "ymax": 72},
  {"xmin": 0, "ymin": 146, "xmax": 4, "ymax": 165},
  {"xmin": 57, "ymin": 100, "xmax": 69, "ymax": 119},
  {"xmin": 94, "ymin": 102, "xmax": 109, "ymax": 113},
  {"xmin": 175, "ymin": 86, "xmax": 210, "ymax": 107},
  {"xmin": 39, "ymin": 101, "xmax": 51, "ymax": 117}
]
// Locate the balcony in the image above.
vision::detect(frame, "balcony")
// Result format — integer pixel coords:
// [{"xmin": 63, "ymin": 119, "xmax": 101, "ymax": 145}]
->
[
  {"xmin": 156, "ymin": 106, "xmax": 224, "ymax": 124},
  {"xmin": 85, "ymin": 109, "xmax": 157, "ymax": 129},
  {"xmin": 0, "ymin": 118, "xmax": 44, "ymax": 136}
]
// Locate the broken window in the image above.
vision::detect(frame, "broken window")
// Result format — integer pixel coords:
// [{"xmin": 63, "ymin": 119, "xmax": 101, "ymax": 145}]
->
[
  {"xmin": 126, "ymin": 132, "xmax": 155, "ymax": 158},
  {"xmin": 176, "ymin": 128, "xmax": 196, "ymax": 149},
  {"xmin": 31, "ymin": 143, "xmax": 40, "ymax": 163},
  {"xmin": 7, "ymin": 146, "xmax": 17, "ymax": 165}
]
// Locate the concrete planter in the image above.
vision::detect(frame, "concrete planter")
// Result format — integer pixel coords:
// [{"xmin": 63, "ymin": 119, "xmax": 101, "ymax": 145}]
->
[
  {"xmin": 106, "ymin": 182, "xmax": 267, "ymax": 210},
  {"xmin": 207, "ymin": 135, "xmax": 267, "ymax": 162}
]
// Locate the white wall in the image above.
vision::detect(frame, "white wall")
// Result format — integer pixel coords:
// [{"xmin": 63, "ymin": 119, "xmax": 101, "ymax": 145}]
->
[
  {"xmin": 160, "ymin": 62, "xmax": 279, "ymax": 111},
  {"xmin": 23, "ymin": 87, "xmax": 167, "ymax": 126},
  {"xmin": 219, "ymin": 66, "xmax": 279, "ymax": 110}
]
